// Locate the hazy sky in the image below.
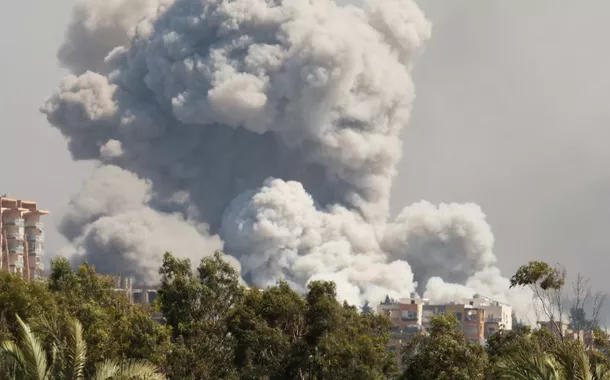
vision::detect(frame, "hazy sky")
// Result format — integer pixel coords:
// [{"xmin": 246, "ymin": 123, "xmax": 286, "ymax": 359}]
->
[{"xmin": 2, "ymin": 0, "xmax": 610, "ymax": 297}]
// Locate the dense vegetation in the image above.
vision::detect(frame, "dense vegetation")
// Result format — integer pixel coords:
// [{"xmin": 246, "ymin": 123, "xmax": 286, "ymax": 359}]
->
[{"xmin": 1, "ymin": 253, "xmax": 609, "ymax": 379}]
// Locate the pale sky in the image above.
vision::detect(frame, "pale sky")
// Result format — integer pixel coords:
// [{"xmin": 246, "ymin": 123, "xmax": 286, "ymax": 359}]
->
[
  {"xmin": 0, "ymin": 0, "xmax": 94, "ymax": 256},
  {"xmin": 2, "ymin": 0, "xmax": 610, "ymax": 305}
]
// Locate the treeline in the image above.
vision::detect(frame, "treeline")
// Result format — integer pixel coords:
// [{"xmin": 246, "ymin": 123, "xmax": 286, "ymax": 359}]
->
[{"xmin": 1, "ymin": 253, "xmax": 609, "ymax": 379}]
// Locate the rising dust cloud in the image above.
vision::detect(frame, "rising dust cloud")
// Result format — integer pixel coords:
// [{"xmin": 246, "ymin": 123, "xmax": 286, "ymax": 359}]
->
[{"xmin": 42, "ymin": 0, "xmax": 531, "ymax": 315}]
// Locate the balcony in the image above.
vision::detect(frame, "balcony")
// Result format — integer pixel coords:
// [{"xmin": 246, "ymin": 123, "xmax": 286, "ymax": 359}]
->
[
  {"xmin": 6, "ymin": 231, "xmax": 23, "ymax": 240},
  {"xmin": 8, "ymin": 246, "xmax": 24, "ymax": 254},
  {"xmin": 26, "ymin": 222, "xmax": 44, "ymax": 230},
  {"xmin": 3, "ymin": 219, "xmax": 24, "ymax": 227},
  {"xmin": 26, "ymin": 234, "xmax": 44, "ymax": 243},
  {"xmin": 28, "ymin": 247, "xmax": 43, "ymax": 255}
]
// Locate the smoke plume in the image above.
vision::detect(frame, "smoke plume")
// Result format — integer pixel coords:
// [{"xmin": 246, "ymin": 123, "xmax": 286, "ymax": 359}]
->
[{"xmin": 44, "ymin": 0, "xmax": 529, "ymax": 313}]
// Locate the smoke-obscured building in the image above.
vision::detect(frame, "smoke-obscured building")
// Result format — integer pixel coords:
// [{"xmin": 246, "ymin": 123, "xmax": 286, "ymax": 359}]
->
[
  {"xmin": 0, "ymin": 196, "xmax": 48, "ymax": 279},
  {"xmin": 378, "ymin": 293, "xmax": 513, "ymax": 363},
  {"xmin": 537, "ymin": 320, "xmax": 599, "ymax": 347},
  {"xmin": 112, "ymin": 275, "xmax": 159, "ymax": 306}
]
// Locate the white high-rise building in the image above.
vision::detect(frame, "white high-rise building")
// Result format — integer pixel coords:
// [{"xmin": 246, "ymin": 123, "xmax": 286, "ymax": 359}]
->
[{"xmin": 464, "ymin": 294, "xmax": 513, "ymax": 331}]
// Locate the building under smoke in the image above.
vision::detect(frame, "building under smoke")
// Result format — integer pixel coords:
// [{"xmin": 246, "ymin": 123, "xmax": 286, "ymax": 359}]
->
[
  {"xmin": 378, "ymin": 293, "xmax": 513, "ymax": 365},
  {"xmin": 42, "ymin": 0, "xmax": 531, "ymax": 316}
]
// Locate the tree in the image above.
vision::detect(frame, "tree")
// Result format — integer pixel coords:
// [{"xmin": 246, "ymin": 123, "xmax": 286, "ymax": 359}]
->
[
  {"xmin": 400, "ymin": 314, "xmax": 488, "ymax": 380},
  {"xmin": 511, "ymin": 261, "xmax": 569, "ymax": 340},
  {"xmin": 47, "ymin": 258, "xmax": 171, "ymax": 368},
  {"xmin": 157, "ymin": 250, "xmax": 399, "ymax": 380},
  {"xmin": 510, "ymin": 261, "xmax": 607, "ymax": 341},
  {"xmin": 568, "ymin": 273, "xmax": 607, "ymax": 333},
  {"xmin": 0, "ymin": 271, "xmax": 58, "ymax": 342},
  {"xmin": 0, "ymin": 314, "xmax": 164, "ymax": 380},
  {"xmin": 510, "ymin": 261, "xmax": 566, "ymax": 329},
  {"xmin": 227, "ymin": 281, "xmax": 308, "ymax": 379},
  {"xmin": 486, "ymin": 325, "xmax": 560, "ymax": 366},
  {"xmin": 157, "ymin": 251, "xmax": 243, "ymax": 380},
  {"xmin": 301, "ymin": 281, "xmax": 398, "ymax": 380},
  {"xmin": 361, "ymin": 301, "xmax": 373, "ymax": 314}
]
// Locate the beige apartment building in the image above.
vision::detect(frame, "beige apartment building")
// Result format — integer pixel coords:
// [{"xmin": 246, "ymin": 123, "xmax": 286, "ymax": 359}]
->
[
  {"xmin": 379, "ymin": 293, "xmax": 512, "ymax": 364},
  {"xmin": 0, "ymin": 196, "xmax": 48, "ymax": 280}
]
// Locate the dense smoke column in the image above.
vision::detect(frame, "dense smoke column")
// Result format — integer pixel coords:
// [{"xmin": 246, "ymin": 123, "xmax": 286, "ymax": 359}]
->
[{"xmin": 44, "ymin": 0, "xmax": 529, "ymax": 313}]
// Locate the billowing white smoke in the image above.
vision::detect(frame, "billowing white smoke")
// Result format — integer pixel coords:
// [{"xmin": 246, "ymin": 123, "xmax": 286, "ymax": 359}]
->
[
  {"xmin": 221, "ymin": 178, "xmax": 416, "ymax": 305},
  {"xmin": 44, "ymin": 0, "xmax": 530, "ymax": 315}
]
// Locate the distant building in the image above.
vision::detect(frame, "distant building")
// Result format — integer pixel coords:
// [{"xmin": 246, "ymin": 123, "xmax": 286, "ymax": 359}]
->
[
  {"xmin": 0, "ymin": 196, "xmax": 48, "ymax": 280},
  {"xmin": 537, "ymin": 320, "xmax": 594, "ymax": 345},
  {"xmin": 112, "ymin": 274, "xmax": 159, "ymax": 306},
  {"xmin": 378, "ymin": 293, "xmax": 427, "ymax": 360},
  {"xmin": 378, "ymin": 293, "xmax": 513, "ymax": 364}
]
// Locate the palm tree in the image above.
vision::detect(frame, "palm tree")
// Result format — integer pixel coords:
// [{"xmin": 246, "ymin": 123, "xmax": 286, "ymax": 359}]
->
[
  {"xmin": 0, "ymin": 314, "xmax": 165, "ymax": 380},
  {"xmin": 493, "ymin": 351, "xmax": 561, "ymax": 380},
  {"xmin": 493, "ymin": 341, "xmax": 610, "ymax": 380}
]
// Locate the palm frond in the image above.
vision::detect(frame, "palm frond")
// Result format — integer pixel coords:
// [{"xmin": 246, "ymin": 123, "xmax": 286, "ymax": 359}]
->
[
  {"xmin": 494, "ymin": 350, "xmax": 561, "ymax": 380},
  {"xmin": 0, "ymin": 340, "xmax": 26, "ymax": 380},
  {"xmin": 553, "ymin": 343, "xmax": 592, "ymax": 380},
  {"xmin": 14, "ymin": 315, "xmax": 50, "ymax": 380},
  {"xmin": 62, "ymin": 317, "xmax": 87, "ymax": 380},
  {"xmin": 90, "ymin": 359, "xmax": 120, "ymax": 380},
  {"xmin": 91, "ymin": 359, "xmax": 165, "ymax": 380},
  {"xmin": 115, "ymin": 359, "xmax": 166, "ymax": 380}
]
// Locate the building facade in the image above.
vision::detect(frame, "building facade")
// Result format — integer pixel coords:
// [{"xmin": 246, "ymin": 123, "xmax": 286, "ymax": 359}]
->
[
  {"xmin": 0, "ymin": 196, "xmax": 48, "ymax": 279},
  {"xmin": 378, "ymin": 293, "xmax": 513, "ymax": 363},
  {"xmin": 378, "ymin": 293, "xmax": 426, "ymax": 359},
  {"xmin": 112, "ymin": 274, "xmax": 159, "ymax": 306}
]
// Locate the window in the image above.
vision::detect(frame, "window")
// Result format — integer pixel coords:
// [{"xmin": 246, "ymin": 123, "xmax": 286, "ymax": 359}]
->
[
  {"xmin": 488, "ymin": 327, "xmax": 496, "ymax": 334},
  {"xmin": 454, "ymin": 312, "xmax": 463, "ymax": 321},
  {"xmin": 402, "ymin": 310, "xmax": 418, "ymax": 321}
]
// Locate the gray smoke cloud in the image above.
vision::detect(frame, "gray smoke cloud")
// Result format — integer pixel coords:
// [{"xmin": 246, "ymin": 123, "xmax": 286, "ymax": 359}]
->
[{"xmin": 44, "ymin": 0, "xmax": 530, "ymax": 311}]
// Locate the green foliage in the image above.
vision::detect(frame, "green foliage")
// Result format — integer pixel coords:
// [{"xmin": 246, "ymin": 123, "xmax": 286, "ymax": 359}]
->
[
  {"xmin": 486, "ymin": 325, "xmax": 561, "ymax": 366},
  {"xmin": 492, "ymin": 339, "xmax": 610, "ymax": 380},
  {"xmin": 400, "ymin": 314, "xmax": 489, "ymax": 380},
  {"xmin": 157, "ymin": 251, "xmax": 243, "ymax": 380},
  {"xmin": 48, "ymin": 258, "xmax": 171, "ymax": 368},
  {"xmin": 0, "ymin": 258, "xmax": 170, "ymax": 375},
  {"xmin": 509, "ymin": 261, "xmax": 565, "ymax": 290},
  {"xmin": 593, "ymin": 329, "xmax": 610, "ymax": 351},
  {"xmin": 4, "ymin": 253, "xmax": 610, "ymax": 380},
  {"xmin": 157, "ymin": 253, "xmax": 398, "ymax": 380},
  {"xmin": 227, "ymin": 281, "xmax": 307, "ymax": 379},
  {"xmin": 0, "ymin": 271, "xmax": 58, "ymax": 342},
  {"xmin": 0, "ymin": 314, "xmax": 164, "ymax": 380}
]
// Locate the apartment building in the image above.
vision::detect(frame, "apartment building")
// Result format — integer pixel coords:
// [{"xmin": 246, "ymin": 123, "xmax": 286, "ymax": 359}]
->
[
  {"xmin": 466, "ymin": 294, "xmax": 513, "ymax": 332},
  {"xmin": 379, "ymin": 293, "xmax": 513, "ymax": 362},
  {"xmin": 0, "ymin": 196, "xmax": 48, "ymax": 279},
  {"xmin": 445, "ymin": 303, "xmax": 486, "ymax": 343},
  {"xmin": 378, "ymin": 293, "xmax": 427, "ymax": 362}
]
